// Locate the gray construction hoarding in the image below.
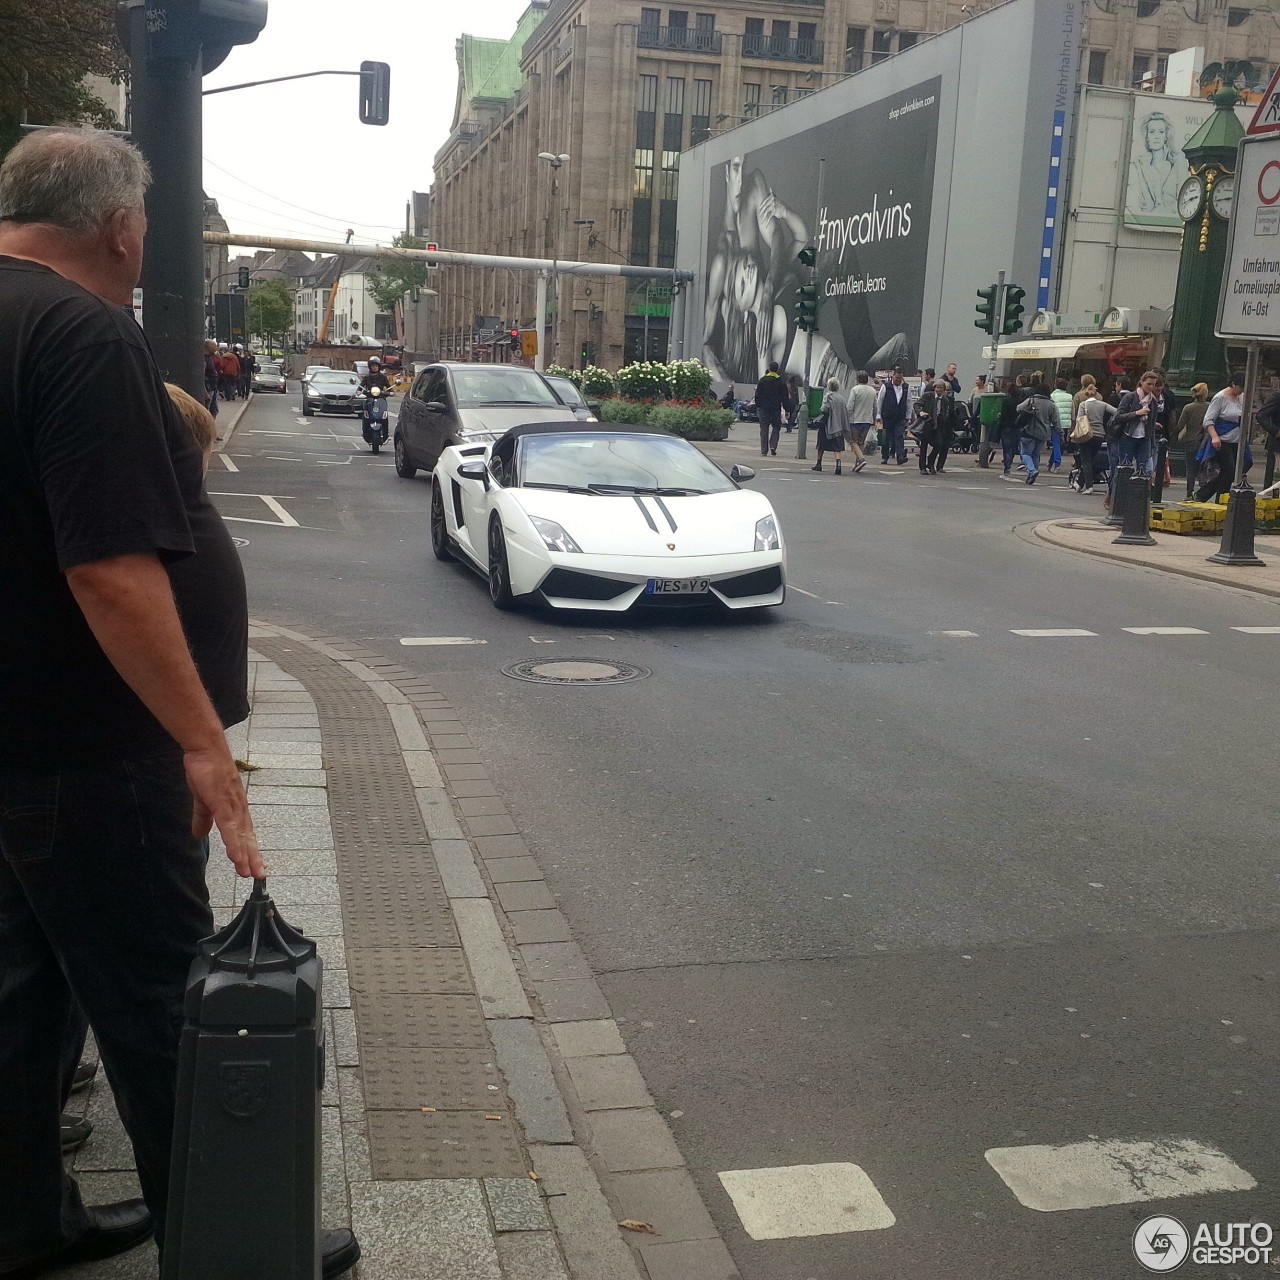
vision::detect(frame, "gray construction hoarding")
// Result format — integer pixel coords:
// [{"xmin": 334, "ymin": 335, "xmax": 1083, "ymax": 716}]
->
[{"xmin": 678, "ymin": 0, "xmax": 1083, "ymax": 386}]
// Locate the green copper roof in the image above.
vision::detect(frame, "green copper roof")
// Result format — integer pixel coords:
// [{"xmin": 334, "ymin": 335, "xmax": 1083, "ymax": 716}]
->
[
  {"xmin": 460, "ymin": 5, "xmax": 545, "ymax": 106},
  {"xmin": 1185, "ymin": 88, "xmax": 1245, "ymax": 155}
]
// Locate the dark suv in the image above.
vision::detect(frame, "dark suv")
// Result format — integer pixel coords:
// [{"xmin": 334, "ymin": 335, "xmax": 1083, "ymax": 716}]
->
[{"xmin": 393, "ymin": 362, "xmax": 589, "ymax": 477}]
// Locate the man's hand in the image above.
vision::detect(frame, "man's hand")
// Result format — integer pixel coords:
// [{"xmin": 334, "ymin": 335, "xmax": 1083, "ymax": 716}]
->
[{"xmin": 184, "ymin": 744, "xmax": 265, "ymax": 879}]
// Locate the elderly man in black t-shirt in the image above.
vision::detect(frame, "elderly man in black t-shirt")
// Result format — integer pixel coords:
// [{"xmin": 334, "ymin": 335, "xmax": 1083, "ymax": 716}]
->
[{"xmin": 0, "ymin": 130, "xmax": 358, "ymax": 1279}]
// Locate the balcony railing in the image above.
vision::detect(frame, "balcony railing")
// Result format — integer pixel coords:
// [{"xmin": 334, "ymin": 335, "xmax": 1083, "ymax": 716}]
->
[
  {"xmin": 638, "ymin": 24, "xmax": 724, "ymax": 54},
  {"xmin": 742, "ymin": 34, "xmax": 824, "ymax": 63}
]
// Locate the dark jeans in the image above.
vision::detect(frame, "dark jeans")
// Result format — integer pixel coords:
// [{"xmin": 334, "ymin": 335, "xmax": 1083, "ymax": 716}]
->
[
  {"xmin": 1001, "ymin": 430, "xmax": 1019, "ymax": 472},
  {"xmin": 218, "ymin": 374, "xmax": 236, "ymax": 402},
  {"xmin": 1076, "ymin": 437, "xmax": 1099, "ymax": 489},
  {"xmin": 1185, "ymin": 443, "xmax": 1199, "ymax": 498},
  {"xmin": 1115, "ymin": 432, "xmax": 1153, "ymax": 476},
  {"xmin": 880, "ymin": 421, "xmax": 907, "ymax": 463},
  {"xmin": 1196, "ymin": 441, "xmax": 1237, "ymax": 502},
  {"xmin": 0, "ymin": 749, "xmax": 212, "ymax": 1267},
  {"xmin": 1019, "ymin": 435, "xmax": 1043, "ymax": 475},
  {"xmin": 759, "ymin": 407, "xmax": 783, "ymax": 455}
]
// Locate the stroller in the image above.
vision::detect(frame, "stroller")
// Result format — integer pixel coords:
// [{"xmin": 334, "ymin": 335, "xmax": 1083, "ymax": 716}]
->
[{"xmin": 1067, "ymin": 440, "xmax": 1110, "ymax": 491}]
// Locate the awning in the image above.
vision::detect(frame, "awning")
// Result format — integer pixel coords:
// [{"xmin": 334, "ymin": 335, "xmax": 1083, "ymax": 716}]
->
[{"xmin": 982, "ymin": 335, "xmax": 1154, "ymax": 360}]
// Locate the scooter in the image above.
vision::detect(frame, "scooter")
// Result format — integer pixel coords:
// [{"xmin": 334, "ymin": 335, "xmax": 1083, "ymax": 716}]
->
[{"xmin": 361, "ymin": 385, "xmax": 390, "ymax": 453}]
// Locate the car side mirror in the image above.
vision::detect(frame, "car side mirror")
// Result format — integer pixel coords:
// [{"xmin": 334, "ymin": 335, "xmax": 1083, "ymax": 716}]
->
[
  {"xmin": 729, "ymin": 464, "xmax": 755, "ymax": 483},
  {"xmin": 426, "ymin": 400, "xmax": 447, "ymax": 413},
  {"xmin": 586, "ymin": 399, "xmax": 603, "ymax": 415},
  {"xmin": 457, "ymin": 460, "xmax": 489, "ymax": 488}
]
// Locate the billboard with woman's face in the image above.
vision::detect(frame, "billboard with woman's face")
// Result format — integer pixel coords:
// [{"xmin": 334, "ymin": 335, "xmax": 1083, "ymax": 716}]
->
[{"xmin": 702, "ymin": 80, "xmax": 941, "ymax": 385}]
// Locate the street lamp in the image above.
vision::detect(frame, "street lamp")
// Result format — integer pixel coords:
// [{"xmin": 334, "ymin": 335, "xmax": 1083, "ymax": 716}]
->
[{"xmin": 537, "ymin": 152, "xmax": 570, "ymax": 365}]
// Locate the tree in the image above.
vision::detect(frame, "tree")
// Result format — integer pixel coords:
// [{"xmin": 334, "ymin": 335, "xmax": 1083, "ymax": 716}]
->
[
  {"xmin": 245, "ymin": 279, "xmax": 295, "ymax": 351},
  {"xmin": 0, "ymin": 1, "xmax": 127, "ymax": 158},
  {"xmin": 366, "ymin": 234, "xmax": 432, "ymax": 315}
]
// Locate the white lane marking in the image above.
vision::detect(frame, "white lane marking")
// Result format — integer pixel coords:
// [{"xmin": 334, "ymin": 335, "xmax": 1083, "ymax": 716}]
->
[
  {"xmin": 790, "ymin": 586, "xmax": 822, "ymax": 599},
  {"xmin": 219, "ymin": 453, "xmax": 239, "ymax": 473},
  {"xmin": 259, "ymin": 496, "xmax": 300, "ymax": 527},
  {"xmin": 399, "ymin": 636, "xmax": 488, "ymax": 646},
  {"xmin": 247, "ymin": 430, "xmax": 309, "ymax": 436},
  {"xmin": 1232, "ymin": 626, "xmax": 1280, "ymax": 633},
  {"xmin": 1122, "ymin": 626, "xmax": 1209, "ymax": 636},
  {"xmin": 985, "ymin": 1138, "xmax": 1255, "ymax": 1212},
  {"xmin": 718, "ymin": 1164, "xmax": 896, "ymax": 1240},
  {"xmin": 529, "ymin": 637, "xmax": 557, "ymax": 644},
  {"xmin": 931, "ymin": 630, "xmax": 979, "ymax": 637},
  {"xmin": 576, "ymin": 633, "xmax": 617, "ymax": 640},
  {"xmin": 956, "ymin": 485, "xmax": 986, "ymax": 490},
  {"xmin": 315, "ymin": 457, "xmax": 353, "ymax": 466},
  {"xmin": 1010, "ymin": 628, "xmax": 1097, "ymax": 637},
  {"xmin": 209, "ymin": 493, "xmax": 300, "ymax": 528}
]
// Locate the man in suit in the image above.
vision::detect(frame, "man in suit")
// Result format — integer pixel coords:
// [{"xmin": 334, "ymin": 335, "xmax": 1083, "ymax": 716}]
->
[{"xmin": 875, "ymin": 366, "xmax": 913, "ymax": 465}]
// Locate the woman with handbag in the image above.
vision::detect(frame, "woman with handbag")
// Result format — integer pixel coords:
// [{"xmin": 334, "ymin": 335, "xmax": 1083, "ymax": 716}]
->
[
  {"xmin": 1195, "ymin": 372, "xmax": 1248, "ymax": 502},
  {"xmin": 1070, "ymin": 386, "xmax": 1115, "ymax": 495},
  {"xmin": 810, "ymin": 378, "xmax": 850, "ymax": 474}
]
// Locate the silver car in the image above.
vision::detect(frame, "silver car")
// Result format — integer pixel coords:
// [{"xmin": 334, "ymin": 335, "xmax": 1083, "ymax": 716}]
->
[
  {"xmin": 302, "ymin": 369, "xmax": 364, "ymax": 417},
  {"xmin": 393, "ymin": 363, "xmax": 586, "ymax": 477},
  {"xmin": 252, "ymin": 362, "xmax": 287, "ymax": 394}
]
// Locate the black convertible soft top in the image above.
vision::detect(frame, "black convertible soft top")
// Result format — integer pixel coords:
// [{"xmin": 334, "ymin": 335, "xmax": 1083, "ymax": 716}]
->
[{"xmin": 496, "ymin": 421, "xmax": 668, "ymax": 444}]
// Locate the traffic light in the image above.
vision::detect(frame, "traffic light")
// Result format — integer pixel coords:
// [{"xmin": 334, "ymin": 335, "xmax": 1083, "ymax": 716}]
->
[
  {"xmin": 1002, "ymin": 284, "xmax": 1026, "ymax": 336},
  {"xmin": 974, "ymin": 284, "xmax": 998, "ymax": 336},
  {"xmin": 510, "ymin": 328, "xmax": 520, "ymax": 346},
  {"xmin": 797, "ymin": 245, "xmax": 817, "ymax": 271},
  {"xmin": 359, "ymin": 61, "xmax": 391, "ymax": 126},
  {"xmin": 793, "ymin": 282, "xmax": 818, "ymax": 332},
  {"xmin": 237, "ymin": 266, "xmax": 251, "ymax": 289}
]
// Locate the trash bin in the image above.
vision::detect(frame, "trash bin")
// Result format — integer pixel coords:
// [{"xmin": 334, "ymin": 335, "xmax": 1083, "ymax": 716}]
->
[{"xmin": 163, "ymin": 880, "xmax": 324, "ymax": 1280}]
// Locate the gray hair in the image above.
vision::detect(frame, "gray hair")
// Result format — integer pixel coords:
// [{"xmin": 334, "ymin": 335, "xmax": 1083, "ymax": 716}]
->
[
  {"xmin": 827, "ymin": 377, "xmax": 840, "ymax": 391},
  {"xmin": 0, "ymin": 129, "xmax": 151, "ymax": 233}
]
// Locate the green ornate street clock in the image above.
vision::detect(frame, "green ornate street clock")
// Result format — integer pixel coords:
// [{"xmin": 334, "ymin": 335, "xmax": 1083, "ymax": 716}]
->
[{"xmin": 1164, "ymin": 88, "xmax": 1244, "ymax": 397}]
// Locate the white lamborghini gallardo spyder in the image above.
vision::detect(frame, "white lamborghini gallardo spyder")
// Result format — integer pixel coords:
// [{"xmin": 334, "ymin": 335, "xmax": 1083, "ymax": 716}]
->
[{"xmin": 429, "ymin": 422, "xmax": 786, "ymax": 613}]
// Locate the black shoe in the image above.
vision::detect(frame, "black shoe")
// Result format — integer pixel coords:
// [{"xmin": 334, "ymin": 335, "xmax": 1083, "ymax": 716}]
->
[
  {"xmin": 811, "ymin": 462, "xmax": 822, "ymax": 471},
  {"xmin": 322, "ymin": 1229, "xmax": 361, "ymax": 1279},
  {"xmin": 1025, "ymin": 472, "xmax": 1037, "ymax": 485},
  {"xmin": 1, "ymin": 1200, "xmax": 153, "ymax": 1278},
  {"xmin": 61, "ymin": 1114, "xmax": 93, "ymax": 1154},
  {"xmin": 834, "ymin": 463, "xmax": 842, "ymax": 475},
  {"xmin": 70, "ymin": 1063, "xmax": 96, "ymax": 1094},
  {"xmin": 769, "ymin": 449, "xmax": 777, "ymax": 456}
]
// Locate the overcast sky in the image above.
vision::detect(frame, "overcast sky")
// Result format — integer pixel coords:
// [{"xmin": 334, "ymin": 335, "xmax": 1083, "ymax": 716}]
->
[{"xmin": 202, "ymin": 0, "xmax": 529, "ymax": 252}]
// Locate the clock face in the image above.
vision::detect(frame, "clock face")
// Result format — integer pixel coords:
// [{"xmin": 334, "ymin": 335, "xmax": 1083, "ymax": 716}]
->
[
  {"xmin": 1177, "ymin": 175, "xmax": 1205, "ymax": 221},
  {"xmin": 1211, "ymin": 175, "xmax": 1235, "ymax": 220}
]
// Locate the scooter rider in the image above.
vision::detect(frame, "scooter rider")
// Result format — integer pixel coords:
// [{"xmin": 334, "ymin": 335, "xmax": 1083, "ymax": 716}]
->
[
  {"xmin": 359, "ymin": 356, "xmax": 390, "ymax": 396},
  {"xmin": 358, "ymin": 357, "xmax": 391, "ymax": 450}
]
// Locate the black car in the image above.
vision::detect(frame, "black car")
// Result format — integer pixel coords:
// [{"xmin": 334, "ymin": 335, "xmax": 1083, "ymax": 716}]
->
[{"xmin": 393, "ymin": 362, "xmax": 587, "ymax": 477}]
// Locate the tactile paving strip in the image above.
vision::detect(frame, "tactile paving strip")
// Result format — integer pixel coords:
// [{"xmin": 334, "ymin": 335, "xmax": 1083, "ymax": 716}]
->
[
  {"xmin": 367, "ymin": 1110, "xmax": 526, "ymax": 1180},
  {"xmin": 362, "ymin": 1046, "xmax": 504, "ymax": 1110},
  {"xmin": 346, "ymin": 947, "xmax": 474, "ymax": 995},
  {"xmin": 354, "ymin": 994, "xmax": 488, "ymax": 1048}
]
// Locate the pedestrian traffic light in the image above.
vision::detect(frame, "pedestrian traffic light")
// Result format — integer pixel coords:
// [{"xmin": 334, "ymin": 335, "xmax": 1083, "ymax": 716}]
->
[
  {"xmin": 794, "ymin": 282, "xmax": 818, "ymax": 332},
  {"xmin": 1002, "ymin": 284, "xmax": 1026, "ymax": 336},
  {"xmin": 237, "ymin": 266, "xmax": 250, "ymax": 289},
  {"xmin": 974, "ymin": 284, "xmax": 999, "ymax": 336},
  {"xmin": 797, "ymin": 245, "xmax": 817, "ymax": 270},
  {"xmin": 359, "ymin": 61, "xmax": 391, "ymax": 126}
]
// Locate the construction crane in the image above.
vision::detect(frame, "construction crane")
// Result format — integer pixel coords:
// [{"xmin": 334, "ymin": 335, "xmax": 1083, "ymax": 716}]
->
[{"xmin": 316, "ymin": 278, "xmax": 342, "ymax": 344}]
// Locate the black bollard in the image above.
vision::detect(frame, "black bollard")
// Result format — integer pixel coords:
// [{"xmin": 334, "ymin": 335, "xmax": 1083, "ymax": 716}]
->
[
  {"xmin": 1104, "ymin": 463, "xmax": 1134, "ymax": 527},
  {"xmin": 1113, "ymin": 471, "xmax": 1156, "ymax": 546},
  {"xmin": 1152, "ymin": 439, "xmax": 1168, "ymax": 505},
  {"xmin": 163, "ymin": 880, "xmax": 324, "ymax": 1280},
  {"xmin": 1208, "ymin": 480, "xmax": 1267, "ymax": 566}
]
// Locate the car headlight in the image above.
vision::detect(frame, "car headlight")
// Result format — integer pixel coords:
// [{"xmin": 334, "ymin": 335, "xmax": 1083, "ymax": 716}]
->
[
  {"xmin": 754, "ymin": 514, "xmax": 780, "ymax": 552},
  {"xmin": 530, "ymin": 516, "xmax": 582, "ymax": 553}
]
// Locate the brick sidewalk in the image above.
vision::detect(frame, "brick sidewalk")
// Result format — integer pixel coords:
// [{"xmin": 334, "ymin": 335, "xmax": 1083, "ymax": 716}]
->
[{"xmin": 61, "ymin": 623, "xmax": 736, "ymax": 1280}]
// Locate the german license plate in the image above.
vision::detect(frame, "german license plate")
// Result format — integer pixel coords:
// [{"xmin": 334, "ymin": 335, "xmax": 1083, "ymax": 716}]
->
[{"xmin": 647, "ymin": 577, "xmax": 710, "ymax": 595}]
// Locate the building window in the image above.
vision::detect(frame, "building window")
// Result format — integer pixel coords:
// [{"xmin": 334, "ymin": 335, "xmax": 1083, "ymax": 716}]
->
[
  {"xmin": 660, "ymin": 150, "xmax": 679, "ymax": 200},
  {"xmin": 845, "ymin": 26, "xmax": 866, "ymax": 73},
  {"xmin": 772, "ymin": 85, "xmax": 788, "ymax": 106},
  {"xmin": 872, "ymin": 29, "xmax": 892, "ymax": 65},
  {"xmin": 745, "ymin": 17, "xmax": 764, "ymax": 37},
  {"xmin": 771, "ymin": 19, "xmax": 790, "ymax": 47},
  {"xmin": 637, "ymin": 73, "xmax": 658, "ymax": 114},
  {"xmin": 691, "ymin": 77, "xmax": 712, "ymax": 144},
  {"xmin": 1228, "ymin": 7, "xmax": 1249, "ymax": 25},
  {"xmin": 1132, "ymin": 53, "xmax": 1151, "ymax": 86},
  {"xmin": 898, "ymin": 31, "xmax": 918, "ymax": 52},
  {"xmin": 631, "ymin": 197, "xmax": 652, "ymax": 264},
  {"xmin": 743, "ymin": 82, "xmax": 761, "ymax": 117},
  {"xmin": 665, "ymin": 76, "xmax": 684, "ymax": 117},
  {"xmin": 640, "ymin": 6, "xmax": 659, "ymax": 26},
  {"xmin": 798, "ymin": 21, "xmax": 817, "ymax": 44},
  {"xmin": 695, "ymin": 12, "xmax": 714, "ymax": 30},
  {"xmin": 667, "ymin": 9, "xmax": 687, "ymax": 28},
  {"xmin": 1086, "ymin": 50, "xmax": 1106, "ymax": 84},
  {"xmin": 1136, "ymin": 0, "xmax": 1160, "ymax": 15},
  {"xmin": 633, "ymin": 148, "xmax": 654, "ymax": 198},
  {"xmin": 1155, "ymin": 54, "xmax": 1169, "ymax": 81}
]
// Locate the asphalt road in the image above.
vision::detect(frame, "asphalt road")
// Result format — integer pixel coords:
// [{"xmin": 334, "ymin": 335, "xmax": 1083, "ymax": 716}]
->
[{"xmin": 225, "ymin": 391, "xmax": 1280, "ymax": 1278}]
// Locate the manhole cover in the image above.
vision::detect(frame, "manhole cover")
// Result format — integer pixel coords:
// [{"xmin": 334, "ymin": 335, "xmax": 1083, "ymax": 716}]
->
[{"xmin": 502, "ymin": 657, "xmax": 650, "ymax": 686}]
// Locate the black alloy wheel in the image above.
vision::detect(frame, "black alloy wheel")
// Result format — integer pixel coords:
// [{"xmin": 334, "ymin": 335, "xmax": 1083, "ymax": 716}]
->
[
  {"xmin": 487, "ymin": 517, "xmax": 516, "ymax": 610},
  {"xmin": 430, "ymin": 482, "xmax": 453, "ymax": 561}
]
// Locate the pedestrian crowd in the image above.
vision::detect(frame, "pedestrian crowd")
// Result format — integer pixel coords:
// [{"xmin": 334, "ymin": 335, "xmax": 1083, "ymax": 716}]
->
[{"xmin": 0, "ymin": 127, "xmax": 359, "ymax": 1279}]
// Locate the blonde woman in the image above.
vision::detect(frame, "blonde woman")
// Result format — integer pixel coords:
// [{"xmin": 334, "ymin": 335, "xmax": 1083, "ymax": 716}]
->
[{"xmin": 1173, "ymin": 382, "xmax": 1210, "ymax": 499}]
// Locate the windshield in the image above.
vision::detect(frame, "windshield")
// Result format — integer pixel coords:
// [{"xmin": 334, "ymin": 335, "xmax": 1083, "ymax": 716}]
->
[
  {"xmin": 312, "ymin": 371, "xmax": 359, "ymax": 386},
  {"xmin": 546, "ymin": 376, "xmax": 585, "ymax": 406},
  {"xmin": 519, "ymin": 433, "xmax": 735, "ymax": 494},
  {"xmin": 451, "ymin": 367, "xmax": 559, "ymax": 407}
]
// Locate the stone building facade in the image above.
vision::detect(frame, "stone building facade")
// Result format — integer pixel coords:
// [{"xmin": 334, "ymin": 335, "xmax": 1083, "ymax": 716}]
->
[{"xmin": 432, "ymin": 0, "xmax": 1280, "ymax": 371}]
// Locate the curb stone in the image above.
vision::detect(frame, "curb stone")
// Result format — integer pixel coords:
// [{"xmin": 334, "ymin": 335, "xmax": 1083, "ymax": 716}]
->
[{"xmin": 251, "ymin": 620, "xmax": 738, "ymax": 1279}]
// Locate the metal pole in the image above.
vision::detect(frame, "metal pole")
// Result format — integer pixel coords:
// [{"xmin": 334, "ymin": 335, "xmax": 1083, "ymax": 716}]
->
[
  {"xmin": 129, "ymin": 5, "xmax": 204, "ymax": 397},
  {"xmin": 534, "ymin": 271, "xmax": 548, "ymax": 372},
  {"xmin": 643, "ymin": 281, "xmax": 650, "ymax": 360},
  {"xmin": 796, "ymin": 157, "xmax": 826, "ymax": 462}
]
